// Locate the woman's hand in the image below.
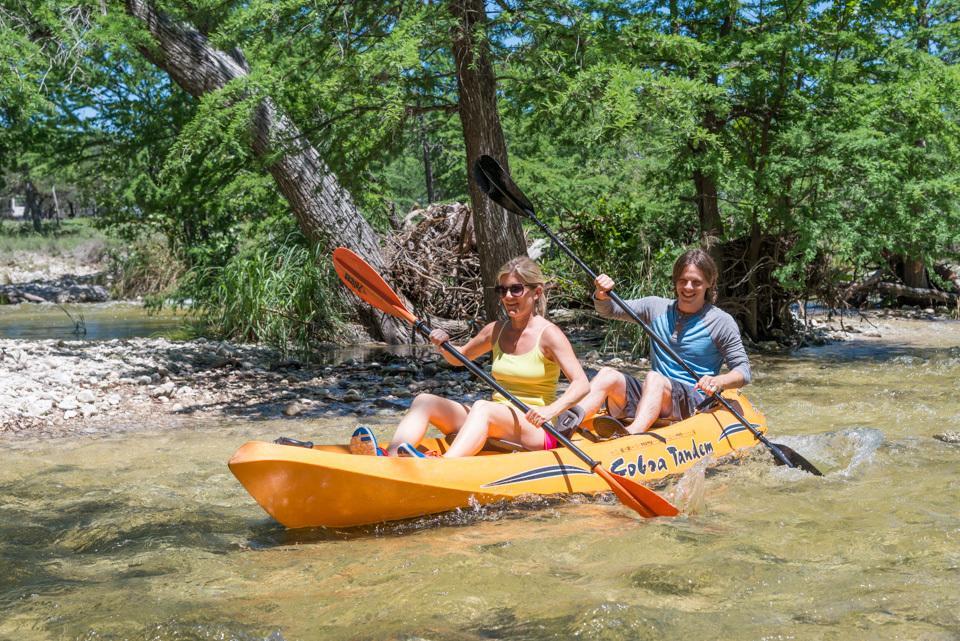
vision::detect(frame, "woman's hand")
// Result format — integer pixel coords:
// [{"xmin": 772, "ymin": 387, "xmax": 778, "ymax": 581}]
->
[
  {"xmin": 696, "ymin": 375, "xmax": 722, "ymax": 396},
  {"xmin": 594, "ymin": 274, "xmax": 615, "ymax": 300},
  {"xmin": 429, "ymin": 328, "xmax": 450, "ymax": 349},
  {"xmin": 525, "ymin": 407, "xmax": 551, "ymax": 427}
]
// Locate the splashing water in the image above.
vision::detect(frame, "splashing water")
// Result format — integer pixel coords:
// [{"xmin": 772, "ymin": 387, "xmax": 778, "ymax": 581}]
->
[
  {"xmin": 671, "ymin": 455, "xmax": 711, "ymax": 515},
  {"xmin": 769, "ymin": 428, "xmax": 886, "ymax": 478}
]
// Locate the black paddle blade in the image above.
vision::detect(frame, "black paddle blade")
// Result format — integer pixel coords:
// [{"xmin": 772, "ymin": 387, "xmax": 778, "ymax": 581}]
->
[
  {"xmin": 771, "ymin": 443, "xmax": 824, "ymax": 476},
  {"xmin": 473, "ymin": 155, "xmax": 536, "ymax": 217}
]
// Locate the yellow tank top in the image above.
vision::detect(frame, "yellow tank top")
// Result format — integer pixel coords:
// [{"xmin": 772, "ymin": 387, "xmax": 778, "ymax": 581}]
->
[{"xmin": 490, "ymin": 323, "xmax": 561, "ymax": 408}]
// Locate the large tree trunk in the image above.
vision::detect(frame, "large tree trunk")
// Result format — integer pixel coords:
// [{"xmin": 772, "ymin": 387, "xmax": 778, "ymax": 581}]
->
[
  {"xmin": 450, "ymin": 0, "xmax": 527, "ymax": 321},
  {"xmin": 902, "ymin": 257, "xmax": 929, "ymax": 289},
  {"xmin": 24, "ymin": 180, "xmax": 42, "ymax": 233},
  {"xmin": 898, "ymin": 0, "xmax": 931, "ymax": 292},
  {"xmin": 693, "ymin": 168, "xmax": 723, "ymax": 244},
  {"xmin": 124, "ymin": 0, "xmax": 408, "ymax": 343}
]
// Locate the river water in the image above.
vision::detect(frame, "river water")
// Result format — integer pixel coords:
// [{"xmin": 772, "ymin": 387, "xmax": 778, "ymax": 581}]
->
[
  {"xmin": 0, "ymin": 303, "xmax": 186, "ymax": 341},
  {"xmin": 1, "ymin": 315, "xmax": 958, "ymax": 641}
]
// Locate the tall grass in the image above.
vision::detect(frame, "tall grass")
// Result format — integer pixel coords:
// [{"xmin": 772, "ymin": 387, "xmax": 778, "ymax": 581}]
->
[
  {"xmin": 109, "ymin": 235, "xmax": 185, "ymax": 299},
  {"xmin": 187, "ymin": 234, "xmax": 347, "ymax": 353}
]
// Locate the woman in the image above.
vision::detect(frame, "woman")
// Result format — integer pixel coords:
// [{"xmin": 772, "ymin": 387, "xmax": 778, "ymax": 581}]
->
[{"xmin": 352, "ymin": 256, "xmax": 588, "ymax": 458}]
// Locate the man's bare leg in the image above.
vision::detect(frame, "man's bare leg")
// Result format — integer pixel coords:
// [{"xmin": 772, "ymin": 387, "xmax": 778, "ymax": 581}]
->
[
  {"xmin": 626, "ymin": 371, "xmax": 673, "ymax": 434},
  {"xmin": 578, "ymin": 366, "xmax": 628, "ymax": 419}
]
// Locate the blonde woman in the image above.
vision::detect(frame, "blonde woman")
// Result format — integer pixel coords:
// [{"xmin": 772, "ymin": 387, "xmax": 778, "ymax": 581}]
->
[{"xmin": 352, "ymin": 256, "xmax": 588, "ymax": 458}]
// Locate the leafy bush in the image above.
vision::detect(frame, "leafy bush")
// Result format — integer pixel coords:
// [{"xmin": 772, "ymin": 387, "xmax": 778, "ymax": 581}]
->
[
  {"xmin": 177, "ymin": 217, "xmax": 347, "ymax": 353},
  {"xmin": 109, "ymin": 234, "xmax": 185, "ymax": 300}
]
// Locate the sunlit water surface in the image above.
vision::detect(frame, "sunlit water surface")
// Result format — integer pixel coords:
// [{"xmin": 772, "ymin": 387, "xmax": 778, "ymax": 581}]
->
[
  {"xmin": 1, "ymin": 316, "xmax": 959, "ymax": 641},
  {"xmin": 0, "ymin": 303, "xmax": 187, "ymax": 340}
]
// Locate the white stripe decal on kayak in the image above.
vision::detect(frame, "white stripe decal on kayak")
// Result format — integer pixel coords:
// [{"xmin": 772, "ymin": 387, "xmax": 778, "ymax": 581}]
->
[
  {"xmin": 481, "ymin": 464, "xmax": 592, "ymax": 488},
  {"xmin": 719, "ymin": 423, "xmax": 758, "ymax": 440}
]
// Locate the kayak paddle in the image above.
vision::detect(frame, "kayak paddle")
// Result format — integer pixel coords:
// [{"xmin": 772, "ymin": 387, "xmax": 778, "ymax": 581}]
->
[
  {"xmin": 472, "ymin": 155, "xmax": 823, "ymax": 477},
  {"xmin": 332, "ymin": 246, "xmax": 680, "ymax": 518}
]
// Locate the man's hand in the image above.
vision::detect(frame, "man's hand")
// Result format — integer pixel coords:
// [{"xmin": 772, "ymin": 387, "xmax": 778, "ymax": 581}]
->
[
  {"xmin": 594, "ymin": 274, "xmax": 615, "ymax": 301},
  {"xmin": 696, "ymin": 375, "xmax": 723, "ymax": 395}
]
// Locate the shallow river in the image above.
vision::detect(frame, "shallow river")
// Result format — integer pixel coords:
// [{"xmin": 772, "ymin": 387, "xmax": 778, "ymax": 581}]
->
[
  {"xmin": 0, "ymin": 303, "xmax": 186, "ymax": 341},
  {"xmin": 1, "ymin": 316, "xmax": 958, "ymax": 641}
]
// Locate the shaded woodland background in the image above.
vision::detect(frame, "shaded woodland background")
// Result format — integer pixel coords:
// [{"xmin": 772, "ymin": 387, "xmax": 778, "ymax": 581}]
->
[{"xmin": 2, "ymin": 0, "xmax": 959, "ymax": 350}]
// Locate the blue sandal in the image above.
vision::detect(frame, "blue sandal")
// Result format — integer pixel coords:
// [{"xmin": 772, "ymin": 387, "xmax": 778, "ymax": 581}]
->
[
  {"xmin": 397, "ymin": 442, "xmax": 439, "ymax": 458},
  {"xmin": 350, "ymin": 426, "xmax": 387, "ymax": 456}
]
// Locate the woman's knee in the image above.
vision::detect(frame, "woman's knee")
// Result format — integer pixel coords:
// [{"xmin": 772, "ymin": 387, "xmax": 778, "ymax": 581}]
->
[
  {"xmin": 467, "ymin": 399, "xmax": 497, "ymax": 418},
  {"xmin": 410, "ymin": 393, "xmax": 443, "ymax": 410}
]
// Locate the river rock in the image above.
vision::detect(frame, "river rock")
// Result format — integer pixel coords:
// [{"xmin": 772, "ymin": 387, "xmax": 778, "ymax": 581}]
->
[
  {"xmin": 26, "ymin": 398, "xmax": 53, "ymax": 417},
  {"xmin": 77, "ymin": 389, "xmax": 96, "ymax": 403},
  {"xmin": 58, "ymin": 397, "xmax": 79, "ymax": 410},
  {"xmin": 342, "ymin": 389, "xmax": 362, "ymax": 402},
  {"xmin": 283, "ymin": 401, "xmax": 306, "ymax": 417},
  {"xmin": 106, "ymin": 393, "xmax": 121, "ymax": 406},
  {"xmin": 47, "ymin": 370, "xmax": 72, "ymax": 385},
  {"xmin": 63, "ymin": 410, "xmax": 78, "ymax": 420},
  {"xmin": 150, "ymin": 382, "xmax": 176, "ymax": 398}
]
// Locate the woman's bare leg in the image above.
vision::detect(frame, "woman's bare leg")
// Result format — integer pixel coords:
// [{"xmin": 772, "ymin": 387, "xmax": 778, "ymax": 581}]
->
[
  {"xmin": 444, "ymin": 400, "xmax": 545, "ymax": 458},
  {"xmin": 387, "ymin": 393, "xmax": 469, "ymax": 455}
]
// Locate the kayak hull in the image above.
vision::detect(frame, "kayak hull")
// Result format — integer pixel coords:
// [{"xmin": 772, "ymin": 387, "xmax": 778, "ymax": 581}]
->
[{"xmin": 228, "ymin": 390, "xmax": 766, "ymax": 528}]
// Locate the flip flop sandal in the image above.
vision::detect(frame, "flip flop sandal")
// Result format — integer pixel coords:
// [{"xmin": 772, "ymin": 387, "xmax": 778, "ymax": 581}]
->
[
  {"xmin": 397, "ymin": 442, "xmax": 440, "ymax": 458},
  {"xmin": 555, "ymin": 405, "xmax": 586, "ymax": 435},
  {"xmin": 592, "ymin": 416, "xmax": 631, "ymax": 439}
]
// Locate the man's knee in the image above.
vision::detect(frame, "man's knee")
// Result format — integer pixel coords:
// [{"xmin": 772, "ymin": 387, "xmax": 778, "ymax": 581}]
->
[
  {"xmin": 592, "ymin": 367, "xmax": 626, "ymax": 391},
  {"xmin": 644, "ymin": 371, "xmax": 667, "ymax": 387}
]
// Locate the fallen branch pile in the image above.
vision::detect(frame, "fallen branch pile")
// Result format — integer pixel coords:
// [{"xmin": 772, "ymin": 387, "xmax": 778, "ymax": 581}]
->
[
  {"xmin": 840, "ymin": 264, "xmax": 960, "ymax": 308},
  {"xmin": 384, "ymin": 203, "xmax": 483, "ymax": 330}
]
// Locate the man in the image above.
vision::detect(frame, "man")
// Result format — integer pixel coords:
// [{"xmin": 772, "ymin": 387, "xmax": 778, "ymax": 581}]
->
[{"xmin": 577, "ymin": 248, "xmax": 751, "ymax": 435}]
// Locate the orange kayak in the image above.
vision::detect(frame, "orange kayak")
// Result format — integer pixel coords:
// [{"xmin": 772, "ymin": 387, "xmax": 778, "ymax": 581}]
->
[{"xmin": 228, "ymin": 390, "xmax": 767, "ymax": 528}]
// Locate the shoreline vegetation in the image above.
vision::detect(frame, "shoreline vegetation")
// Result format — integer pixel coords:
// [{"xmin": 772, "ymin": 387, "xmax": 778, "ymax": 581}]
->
[
  {"xmin": 2, "ymin": 0, "xmax": 957, "ymax": 439},
  {"xmin": 3, "ymin": 213, "xmax": 958, "ymax": 346}
]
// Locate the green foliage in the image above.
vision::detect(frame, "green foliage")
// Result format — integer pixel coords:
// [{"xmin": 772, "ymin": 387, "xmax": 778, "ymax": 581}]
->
[
  {"xmin": 177, "ymin": 216, "xmax": 347, "ymax": 353},
  {"xmin": 108, "ymin": 234, "xmax": 185, "ymax": 300},
  {"xmin": 0, "ymin": 217, "xmax": 113, "ymax": 254},
  {"xmin": 3, "ymin": 0, "xmax": 960, "ymax": 348}
]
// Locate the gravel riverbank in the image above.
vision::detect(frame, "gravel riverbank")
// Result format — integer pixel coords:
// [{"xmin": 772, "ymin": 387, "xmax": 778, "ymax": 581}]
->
[{"xmin": 1, "ymin": 307, "xmax": 956, "ymax": 440}]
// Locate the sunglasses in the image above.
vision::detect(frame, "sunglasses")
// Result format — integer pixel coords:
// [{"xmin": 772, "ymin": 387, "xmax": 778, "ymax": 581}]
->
[{"xmin": 494, "ymin": 283, "xmax": 530, "ymax": 297}]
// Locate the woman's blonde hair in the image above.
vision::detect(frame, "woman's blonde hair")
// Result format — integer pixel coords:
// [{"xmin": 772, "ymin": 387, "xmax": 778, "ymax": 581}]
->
[{"xmin": 496, "ymin": 256, "xmax": 547, "ymax": 316}]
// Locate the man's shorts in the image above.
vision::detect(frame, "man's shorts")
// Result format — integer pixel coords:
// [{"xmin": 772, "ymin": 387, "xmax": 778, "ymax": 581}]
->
[{"xmin": 611, "ymin": 372, "xmax": 698, "ymax": 422}]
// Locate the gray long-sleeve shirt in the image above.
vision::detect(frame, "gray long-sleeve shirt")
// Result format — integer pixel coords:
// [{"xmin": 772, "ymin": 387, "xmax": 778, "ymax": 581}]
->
[{"xmin": 594, "ymin": 296, "xmax": 751, "ymax": 386}]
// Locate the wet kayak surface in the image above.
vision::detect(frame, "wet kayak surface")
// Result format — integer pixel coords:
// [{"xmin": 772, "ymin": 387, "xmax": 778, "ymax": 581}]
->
[{"xmin": 2, "ymin": 317, "xmax": 959, "ymax": 641}]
